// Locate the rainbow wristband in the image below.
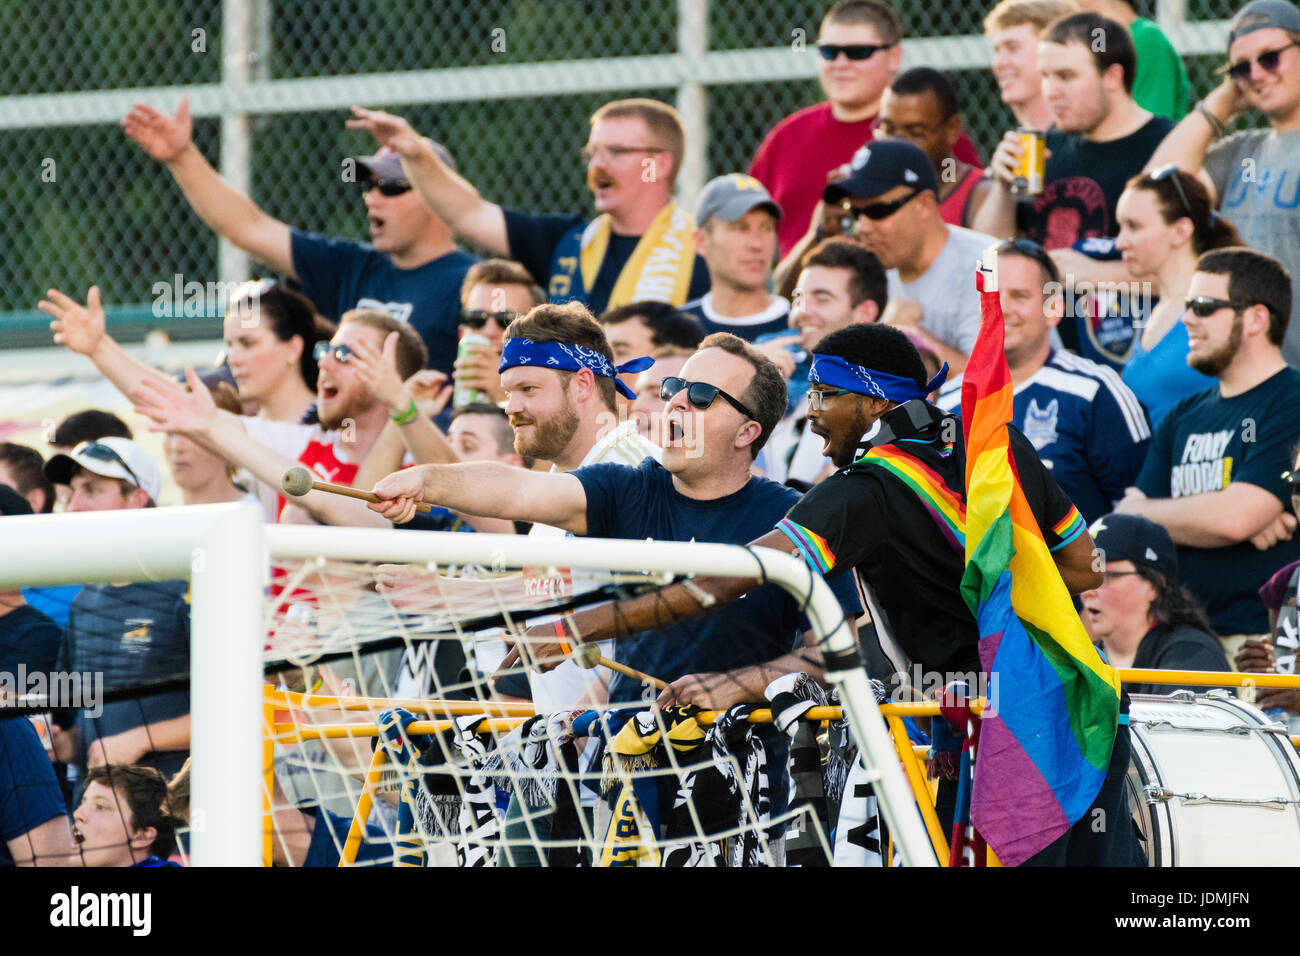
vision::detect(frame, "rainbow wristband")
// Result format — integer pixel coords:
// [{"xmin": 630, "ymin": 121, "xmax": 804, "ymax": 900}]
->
[{"xmin": 390, "ymin": 397, "xmax": 419, "ymax": 426}]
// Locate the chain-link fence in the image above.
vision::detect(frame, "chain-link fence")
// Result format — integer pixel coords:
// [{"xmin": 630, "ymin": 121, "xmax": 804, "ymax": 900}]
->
[{"xmin": 0, "ymin": 0, "xmax": 1243, "ymax": 347}]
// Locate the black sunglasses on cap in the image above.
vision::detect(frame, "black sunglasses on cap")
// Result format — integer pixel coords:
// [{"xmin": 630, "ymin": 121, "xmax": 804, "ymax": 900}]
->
[
  {"xmin": 74, "ymin": 441, "xmax": 143, "ymax": 490},
  {"xmin": 659, "ymin": 376, "xmax": 756, "ymax": 420},
  {"xmin": 359, "ymin": 177, "xmax": 411, "ymax": 197},
  {"xmin": 461, "ymin": 310, "xmax": 519, "ymax": 330},
  {"xmin": 818, "ymin": 42, "xmax": 894, "ymax": 61},
  {"xmin": 992, "ymin": 237, "xmax": 1062, "ymax": 286}
]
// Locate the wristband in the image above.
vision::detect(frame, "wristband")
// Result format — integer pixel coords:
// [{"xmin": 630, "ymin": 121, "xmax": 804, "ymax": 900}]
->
[
  {"xmin": 390, "ymin": 397, "xmax": 419, "ymax": 426},
  {"xmin": 1195, "ymin": 100, "xmax": 1226, "ymax": 139}
]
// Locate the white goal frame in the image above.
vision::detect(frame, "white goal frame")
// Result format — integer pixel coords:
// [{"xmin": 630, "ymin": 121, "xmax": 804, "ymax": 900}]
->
[{"xmin": 0, "ymin": 502, "xmax": 937, "ymax": 867}]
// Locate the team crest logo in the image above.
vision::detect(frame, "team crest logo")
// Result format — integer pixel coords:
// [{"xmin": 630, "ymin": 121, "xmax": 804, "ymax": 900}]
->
[
  {"xmin": 1023, "ymin": 398, "xmax": 1059, "ymax": 450},
  {"xmin": 122, "ymin": 619, "xmax": 153, "ymax": 649}
]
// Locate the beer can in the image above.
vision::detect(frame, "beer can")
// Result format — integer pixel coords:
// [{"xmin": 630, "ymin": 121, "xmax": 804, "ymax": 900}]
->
[
  {"xmin": 1011, "ymin": 128, "xmax": 1045, "ymax": 198},
  {"xmin": 453, "ymin": 333, "xmax": 490, "ymax": 407}
]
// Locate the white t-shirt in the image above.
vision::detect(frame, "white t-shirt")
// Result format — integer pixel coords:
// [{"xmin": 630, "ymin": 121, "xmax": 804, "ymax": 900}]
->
[{"xmin": 242, "ymin": 417, "xmax": 362, "ymax": 522}]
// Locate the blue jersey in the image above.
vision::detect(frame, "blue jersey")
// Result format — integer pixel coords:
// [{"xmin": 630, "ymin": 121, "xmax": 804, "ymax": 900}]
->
[
  {"xmin": 290, "ymin": 230, "xmax": 476, "ymax": 377},
  {"xmin": 0, "ymin": 718, "xmax": 66, "ymax": 866},
  {"xmin": 681, "ymin": 294, "xmax": 791, "ymax": 343},
  {"xmin": 573, "ymin": 458, "xmax": 862, "ymax": 703},
  {"xmin": 939, "ymin": 350, "xmax": 1150, "ymax": 524}
]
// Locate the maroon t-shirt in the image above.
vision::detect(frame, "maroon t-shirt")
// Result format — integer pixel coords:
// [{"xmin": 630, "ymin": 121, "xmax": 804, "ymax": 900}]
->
[{"xmin": 749, "ymin": 101, "xmax": 982, "ymax": 256}]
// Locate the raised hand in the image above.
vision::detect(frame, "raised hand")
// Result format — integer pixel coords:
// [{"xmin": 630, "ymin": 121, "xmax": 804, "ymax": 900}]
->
[
  {"xmin": 350, "ymin": 331, "xmax": 410, "ymax": 413},
  {"xmin": 346, "ymin": 106, "xmax": 425, "ymax": 158},
  {"xmin": 405, "ymin": 369, "xmax": 453, "ymax": 419},
  {"xmin": 40, "ymin": 286, "xmax": 107, "ymax": 356},
  {"xmin": 131, "ymin": 367, "xmax": 217, "ymax": 434},
  {"xmin": 122, "ymin": 98, "xmax": 194, "ymax": 163}
]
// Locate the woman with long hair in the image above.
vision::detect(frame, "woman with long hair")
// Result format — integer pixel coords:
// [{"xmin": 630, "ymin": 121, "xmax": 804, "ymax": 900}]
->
[{"xmin": 1115, "ymin": 166, "xmax": 1242, "ymax": 426}]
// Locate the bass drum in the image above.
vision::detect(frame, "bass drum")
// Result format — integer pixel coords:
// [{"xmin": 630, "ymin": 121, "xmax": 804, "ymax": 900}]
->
[{"xmin": 1126, "ymin": 690, "xmax": 1300, "ymax": 866}]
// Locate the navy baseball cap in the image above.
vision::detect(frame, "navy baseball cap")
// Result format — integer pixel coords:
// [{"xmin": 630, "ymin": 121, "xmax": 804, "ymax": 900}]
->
[
  {"xmin": 824, "ymin": 139, "xmax": 939, "ymax": 204},
  {"xmin": 355, "ymin": 139, "xmax": 456, "ymax": 184},
  {"xmin": 1228, "ymin": 0, "xmax": 1300, "ymax": 47},
  {"xmin": 1089, "ymin": 513, "xmax": 1178, "ymax": 580},
  {"xmin": 696, "ymin": 174, "xmax": 782, "ymax": 224}
]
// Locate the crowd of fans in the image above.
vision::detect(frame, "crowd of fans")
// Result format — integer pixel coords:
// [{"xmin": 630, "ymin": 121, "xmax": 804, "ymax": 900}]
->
[{"xmin": 4, "ymin": 0, "xmax": 1300, "ymax": 867}]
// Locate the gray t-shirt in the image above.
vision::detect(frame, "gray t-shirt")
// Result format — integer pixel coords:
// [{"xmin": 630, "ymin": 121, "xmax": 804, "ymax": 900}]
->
[
  {"xmin": 1204, "ymin": 127, "xmax": 1300, "ymax": 366},
  {"xmin": 886, "ymin": 225, "xmax": 994, "ymax": 354}
]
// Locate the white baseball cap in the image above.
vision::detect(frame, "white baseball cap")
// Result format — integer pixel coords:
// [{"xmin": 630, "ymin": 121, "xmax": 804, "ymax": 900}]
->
[{"xmin": 44, "ymin": 437, "xmax": 162, "ymax": 504}]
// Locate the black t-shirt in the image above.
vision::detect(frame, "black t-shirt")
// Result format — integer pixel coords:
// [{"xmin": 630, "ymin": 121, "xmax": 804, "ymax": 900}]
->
[
  {"xmin": 504, "ymin": 209, "xmax": 710, "ymax": 316},
  {"xmin": 779, "ymin": 402, "xmax": 1081, "ymax": 676},
  {"xmin": 1126, "ymin": 623, "xmax": 1231, "ymax": 696},
  {"xmin": 1021, "ymin": 116, "xmax": 1175, "ymax": 250},
  {"xmin": 0, "ymin": 605, "xmax": 61, "ymax": 677},
  {"xmin": 1136, "ymin": 369, "xmax": 1300, "ymax": 635}
]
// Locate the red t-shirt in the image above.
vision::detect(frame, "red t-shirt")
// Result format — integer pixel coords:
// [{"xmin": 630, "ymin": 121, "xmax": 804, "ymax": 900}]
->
[{"xmin": 749, "ymin": 102, "xmax": 982, "ymax": 256}]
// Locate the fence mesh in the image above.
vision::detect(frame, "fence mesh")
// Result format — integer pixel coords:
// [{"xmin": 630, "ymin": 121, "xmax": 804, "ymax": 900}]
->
[{"xmin": 0, "ymin": 0, "xmax": 1248, "ymax": 330}]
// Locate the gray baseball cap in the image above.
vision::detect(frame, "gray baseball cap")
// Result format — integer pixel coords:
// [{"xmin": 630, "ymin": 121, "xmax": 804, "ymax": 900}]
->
[
  {"xmin": 354, "ymin": 138, "xmax": 456, "ymax": 184},
  {"xmin": 695, "ymin": 174, "xmax": 782, "ymax": 225},
  {"xmin": 1228, "ymin": 0, "xmax": 1300, "ymax": 46}
]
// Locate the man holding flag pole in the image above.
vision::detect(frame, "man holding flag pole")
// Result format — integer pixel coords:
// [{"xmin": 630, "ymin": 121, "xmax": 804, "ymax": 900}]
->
[{"xmin": 513, "ymin": 242, "xmax": 1143, "ymax": 865}]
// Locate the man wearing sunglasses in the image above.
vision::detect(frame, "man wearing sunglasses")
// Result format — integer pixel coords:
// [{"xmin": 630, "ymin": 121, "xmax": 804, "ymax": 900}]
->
[
  {"xmin": 122, "ymin": 99, "xmax": 475, "ymax": 378},
  {"xmin": 40, "ymin": 439, "xmax": 193, "ymax": 792},
  {"xmin": 1117, "ymin": 247, "xmax": 1300, "ymax": 655},
  {"xmin": 452, "ymin": 259, "xmax": 546, "ymax": 408},
  {"xmin": 348, "ymin": 99, "xmax": 708, "ymax": 317},
  {"xmin": 749, "ymin": 1, "xmax": 980, "ymax": 258},
  {"xmin": 825, "ymin": 139, "xmax": 994, "ymax": 375},
  {"xmin": 1146, "ymin": 0, "xmax": 1300, "ymax": 367}
]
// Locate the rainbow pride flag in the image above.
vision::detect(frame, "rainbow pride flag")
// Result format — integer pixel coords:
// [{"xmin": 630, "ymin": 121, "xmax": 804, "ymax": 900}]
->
[{"xmin": 959, "ymin": 255, "xmax": 1121, "ymax": 866}]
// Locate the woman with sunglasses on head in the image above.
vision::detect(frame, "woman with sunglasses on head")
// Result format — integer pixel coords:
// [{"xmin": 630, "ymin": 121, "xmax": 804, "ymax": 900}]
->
[
  {"xmin": 40, "ymin": 279, "xmax": 331, "ymax": 426},
  {"xmin": 1116, "ymin": 167, "xmax": 1242, "ymax": 426}
]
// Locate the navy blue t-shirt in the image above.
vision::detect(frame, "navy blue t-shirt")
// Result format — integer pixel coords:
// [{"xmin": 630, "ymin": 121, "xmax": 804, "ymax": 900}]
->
[
  {"xmin": 681, "ymin": 295, "xmax": 792, "ymax": 343},
  {"xmin": 0, "ymin": 718, "xmax": 67, "ymax": 867},
  {"xmin": 1137, "ymin": 369, "xmax": 1300, "ymax": 635},
  {"xmin": 290, "ymin": 229, "xmax": 477, "ymax": 377},
  {"xmin": 573, "ymin": 458, "xmax": 861, "ymax": 703},
  {"xmin": 0, "ymin": 605, "xmax": 61, "ymax": 678},
  {"xmin": 503, "ymin": 209, "xmax": 710, "ymax": 317},
  {"xmin": 60, "ymin": 582, "xmax": 191, "ymax": 781}
]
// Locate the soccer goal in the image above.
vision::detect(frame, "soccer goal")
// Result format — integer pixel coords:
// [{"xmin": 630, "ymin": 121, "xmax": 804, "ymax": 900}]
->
[{"xmin": 0, "ymin": 503, "xmax": 936, "ymax": 867}]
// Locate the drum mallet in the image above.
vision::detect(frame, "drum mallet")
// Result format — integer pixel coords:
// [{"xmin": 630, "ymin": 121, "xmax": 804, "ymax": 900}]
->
[
  {"xmin": 281, "ymin": 465, "xmax": 434, "ymax": 514},
  {"xmin": 571, "ymin": 641, "xmax": 667, "ymax": 690}
]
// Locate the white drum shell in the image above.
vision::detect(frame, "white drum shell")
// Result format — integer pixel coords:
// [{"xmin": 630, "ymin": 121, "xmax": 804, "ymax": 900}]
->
[{"xmin": 1126, "ymin": 692, "xmax": 1300, "ymax": 866}]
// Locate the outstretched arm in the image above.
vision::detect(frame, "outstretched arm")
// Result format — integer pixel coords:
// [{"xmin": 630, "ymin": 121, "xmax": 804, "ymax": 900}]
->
[
  {"xmin": 132, "ymin": 369, "xmax": 387, "ymax": 527},
  {"xmin": 347, "ymin": 106, "xmax": 510, "ymax": 256},
  {"xmin": 40, "ymin": 286, "xmax": 182, "ymax": 401},
  {"xmin": 369, "ymin": 461, "xmax": 588, "ymax": 533},
  {"xmin": 123, "ymin": 98, "xmax": 295, "ymax": 276}
]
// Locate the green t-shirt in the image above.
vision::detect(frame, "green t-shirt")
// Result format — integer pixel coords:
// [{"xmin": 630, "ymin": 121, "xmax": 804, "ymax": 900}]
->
[{"xmin": 1130, "ymin": 18, "xmax": 1189, "ymax": 120}]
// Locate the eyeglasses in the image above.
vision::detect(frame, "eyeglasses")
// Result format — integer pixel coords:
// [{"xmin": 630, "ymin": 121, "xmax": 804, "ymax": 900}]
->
[
  {"xmin": 818, "ymin": 43, "xmax": 894, "ymax": 61},
  {"xmin": 808, "ymin": 387, "xmax": 852, "ymax": 411},
  {"xmin": 659, "ymin": 376, "xmax": 756, "ymax": 420},
  {"xmin": 1099, "ymin": 570, "xmax": 1144, "ymax": 584},
  {"xmin": 359, "ymin": 178, "xmax": 411, "ymax": 197},
  {"xmin": 313, "ymin": 341, "xmax": 355, "ymax": 363},
  {"xmin": 1149, "ymin": 164, "xmax": 1195, "ymax": 221},
  {"xmin": 580, "ymin": 144, "xmax": 668, "ymax": 164},
  {"xmin": 1227, "ymin": 42, "xmax": 1297, "ymax": 82},
  {"xmin": 461, "ymin": 310, "xmax": 518, "ymax": 330},
  {"xmin": 845, "ymin": 189, "xmax": 919, "ymax": 222},
  {"xmin": 993, "ymin": 237, "xmax": 1061, "ymax": 286},
  {"xmin": 74, "ymin": 441, "xmax": 143, "ymax": 490},
  {"xmin": 1184, "ymin": 295, "xmax": 1247, "ymax": 318}
]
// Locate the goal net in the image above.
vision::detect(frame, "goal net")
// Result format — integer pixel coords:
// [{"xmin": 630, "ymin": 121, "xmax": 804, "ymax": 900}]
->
[{"xmin": 0, "ymin": 504, "xmax": 934, "ymax": 867}]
